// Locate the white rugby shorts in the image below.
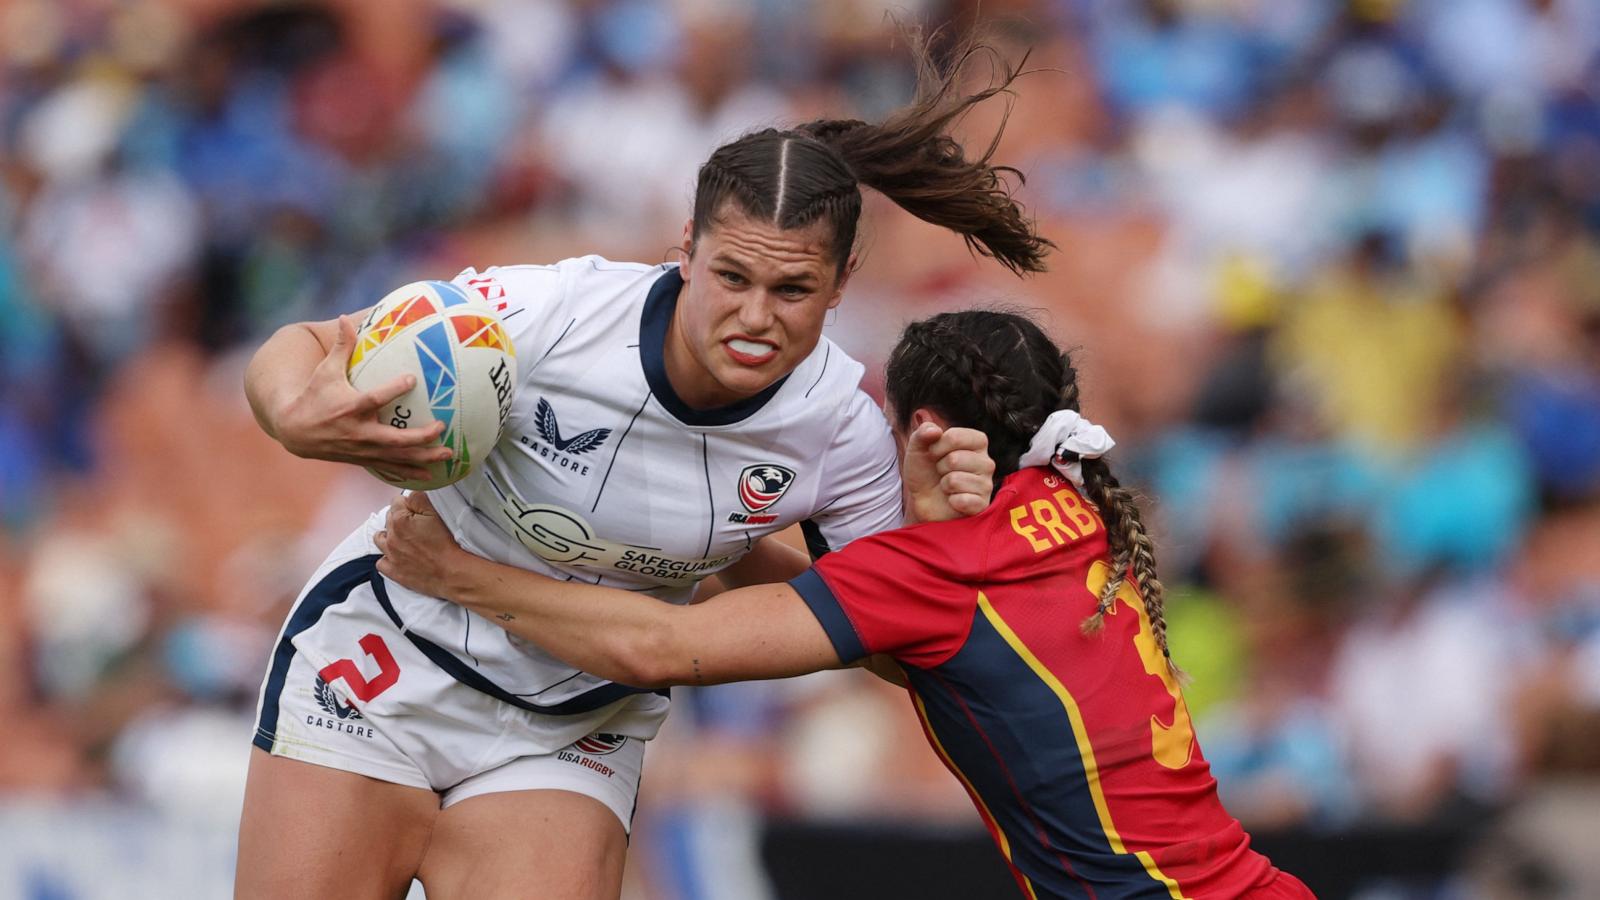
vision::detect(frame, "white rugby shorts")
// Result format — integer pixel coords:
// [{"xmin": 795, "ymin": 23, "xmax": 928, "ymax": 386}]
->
[{"xmin": 252, "ymin": 529, "xmax": 655, "ymax": 830}]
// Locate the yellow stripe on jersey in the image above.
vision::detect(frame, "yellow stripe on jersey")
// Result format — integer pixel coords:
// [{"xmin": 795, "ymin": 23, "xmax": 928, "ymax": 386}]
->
[
  {"xmin": 911, "ymin": 691, "xmax": 1040, "ymax": 900},
  {"xmin": 975, "ymin": 592, "xmax": 1191, "ymax": 900}
]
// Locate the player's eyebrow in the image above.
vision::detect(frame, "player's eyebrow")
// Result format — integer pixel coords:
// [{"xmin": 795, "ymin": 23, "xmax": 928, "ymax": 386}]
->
[
  {"xmin": 709, "ymin": 251, "xmax": 752, "ymax": 271},
  {"xmin": 713, "ymin": 253, "xmax": 817, "ymax": 280}
]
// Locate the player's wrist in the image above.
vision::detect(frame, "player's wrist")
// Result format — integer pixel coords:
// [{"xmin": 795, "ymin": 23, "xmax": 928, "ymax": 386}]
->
[{"xmin": 443, "ymin": 550, "xmax": 495, "ymax": 609}]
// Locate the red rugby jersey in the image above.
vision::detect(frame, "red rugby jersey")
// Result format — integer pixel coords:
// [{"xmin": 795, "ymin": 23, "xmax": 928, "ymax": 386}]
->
[{"xmin": 790, "ymin": 467, "xmax": 1313, "ymax": 900}]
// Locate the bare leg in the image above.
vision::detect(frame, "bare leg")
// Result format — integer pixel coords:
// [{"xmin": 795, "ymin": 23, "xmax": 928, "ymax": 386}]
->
[
  {"xmin": 418, "ymin": 789, "xmax": 628, "ymax": 900},
  {"xmin": 235, "ymin": 748, "xmax": 440, "ymax": 900}
]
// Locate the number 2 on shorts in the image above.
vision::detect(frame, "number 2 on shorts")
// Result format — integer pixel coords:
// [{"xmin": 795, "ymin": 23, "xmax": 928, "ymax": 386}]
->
[{"xmin": 318, "ymin": 634, "xmax": 401, "ymax": 702}]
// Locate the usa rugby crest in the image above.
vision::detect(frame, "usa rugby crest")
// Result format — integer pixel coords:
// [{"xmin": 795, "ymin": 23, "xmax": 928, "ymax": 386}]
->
[
  {"xmin": 573, "ymin": 733, "xmax": 628, "ymax": 755},
  {"xmin": 738, "ymin": 464, "xmax": 795, "ymax": 513}
]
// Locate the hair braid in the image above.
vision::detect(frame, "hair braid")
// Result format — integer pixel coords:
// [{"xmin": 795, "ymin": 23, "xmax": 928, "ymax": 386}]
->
[
  {"xmin": 899, "ymin": 319, "xmax": 1039, "ymax": 442},
  {"xmin": 1058, "ymin": 354, "xmax": 1184, "ymax": 680},
  {"xmin": 885, "ymin": 309, "xmax": 1182, "ymax": 680}
]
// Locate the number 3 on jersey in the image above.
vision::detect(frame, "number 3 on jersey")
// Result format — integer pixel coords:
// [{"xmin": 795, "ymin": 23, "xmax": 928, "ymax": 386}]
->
[
  {"xmin": 1085, "ymin": 561, "xmax": 1195, "ymax": 769},
  {"xmin": 318, "ymin": 634, "xmax": 401, "ymax": 703}
]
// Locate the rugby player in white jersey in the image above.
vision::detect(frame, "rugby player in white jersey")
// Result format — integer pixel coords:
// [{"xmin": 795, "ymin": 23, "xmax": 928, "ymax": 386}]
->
[{"xmin": 236, "ymin": 44, "xmax": 1052, "ymax": 900}]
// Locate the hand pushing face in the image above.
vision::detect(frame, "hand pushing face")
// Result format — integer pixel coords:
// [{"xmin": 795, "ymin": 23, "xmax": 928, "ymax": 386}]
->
[{"xmin": 666, "ymin": 206, "xmax": 848, "ymax": 409}]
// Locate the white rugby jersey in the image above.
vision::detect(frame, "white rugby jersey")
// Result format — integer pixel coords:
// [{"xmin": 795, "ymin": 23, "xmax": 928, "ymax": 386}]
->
[{"xmin": 376, "ymin": 256, "xmax": 902, "ymax": 731}]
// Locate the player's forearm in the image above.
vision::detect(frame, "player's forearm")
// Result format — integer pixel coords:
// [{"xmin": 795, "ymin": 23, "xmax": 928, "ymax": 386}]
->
[
  {"xmin": 715, "ymin": 535, "xmax": 810, "ymax": 588},
  {"xmin": 446, "ymin": 555, "xmax": 683, "ymax": 688},
  {"xmin": 244, "ymin": 321, "xmax": 330, "ymax": 443}
]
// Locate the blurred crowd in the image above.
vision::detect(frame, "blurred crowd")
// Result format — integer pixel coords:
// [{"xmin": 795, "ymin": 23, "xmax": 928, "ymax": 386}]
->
[{"xmin": 2, "ymin": 0, "xmax": 1599, "ymax": 897}]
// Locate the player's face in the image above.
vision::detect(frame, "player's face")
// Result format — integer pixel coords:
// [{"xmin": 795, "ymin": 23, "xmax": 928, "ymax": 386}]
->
[{"xmin": 668, "ymin": 208, "xmax": 849, "ymax": 408}]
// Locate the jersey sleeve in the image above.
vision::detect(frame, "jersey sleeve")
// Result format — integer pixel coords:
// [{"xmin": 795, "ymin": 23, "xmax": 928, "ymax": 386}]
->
[
  {"xmin": 799, "ymin": 389, "xmax": 903, "ymax": 559},
  {"xmin": 788, "ymin": 521, "xmax": 981, "ymax": 669},
  {"xmin": 450, "ymin": 264, "xmax": 570, "ymax": 382}
]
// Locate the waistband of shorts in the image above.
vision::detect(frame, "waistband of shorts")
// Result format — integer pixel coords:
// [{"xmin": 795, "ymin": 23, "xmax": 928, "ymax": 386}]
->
[{"xmin": 362, "ymin": 559, "xmax": 671, "ymax": 716}]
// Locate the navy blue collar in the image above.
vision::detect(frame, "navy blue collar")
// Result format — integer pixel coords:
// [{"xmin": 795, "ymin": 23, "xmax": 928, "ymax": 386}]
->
[{"xmin": 639, "ymin": 267, "xmax": 790, "ymax": 427}]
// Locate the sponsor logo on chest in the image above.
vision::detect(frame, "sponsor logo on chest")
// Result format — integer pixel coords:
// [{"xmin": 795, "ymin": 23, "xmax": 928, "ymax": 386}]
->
[
  {"xmin": 519, "ymin": 397, "xmax": 611, "ymax": 477},
  {"xmin": 498, "ymin": 496, "xmax": 738, "ymax": 583}
]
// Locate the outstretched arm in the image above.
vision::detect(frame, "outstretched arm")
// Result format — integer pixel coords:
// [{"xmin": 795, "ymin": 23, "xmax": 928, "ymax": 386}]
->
[
  {"xmin": 374, "ymin": 493, "xmax": 841, "ymax": 688},
  {"xmin": 245, "ymin": 313, "xmax": 454, "ymax": 483}
]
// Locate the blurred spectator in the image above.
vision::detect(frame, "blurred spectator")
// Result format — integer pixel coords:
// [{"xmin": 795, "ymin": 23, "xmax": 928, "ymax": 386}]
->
[
  {"xmin": 1329, "ymin": 572, "xmax": 1530, "ymax": 822},
  {"xmin": 0, "ymin": 0, "xmax": 1597, "ymax": 897}
]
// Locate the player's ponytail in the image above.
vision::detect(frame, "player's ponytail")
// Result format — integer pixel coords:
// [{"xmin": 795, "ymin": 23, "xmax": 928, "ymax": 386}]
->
[
  {"xmin": 885, "ymin": 311, "xmax": 1182, "ymax": 678},
  {"xmin": 796, "ymin": 36, "xmax": 1052, "ymax": 276},
  {"xmin": 691, "ymin": 33, "xmax": 1052, "ymax": 278}
]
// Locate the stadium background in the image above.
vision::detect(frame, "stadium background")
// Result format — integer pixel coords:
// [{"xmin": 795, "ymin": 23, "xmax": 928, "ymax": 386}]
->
[{"xmin": 2, "ymin": 0, "xmax": 1599, "ymax": 897}]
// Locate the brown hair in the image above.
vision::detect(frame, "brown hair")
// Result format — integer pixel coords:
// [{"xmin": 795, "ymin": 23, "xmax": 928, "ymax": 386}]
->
[
  {"xmin": 884, "ymin": 310, "xmax": 1182, "ymax": 677},
  {"xmin": 690, "ymin": 36, "xmax": 1053, "ymax": 277}
]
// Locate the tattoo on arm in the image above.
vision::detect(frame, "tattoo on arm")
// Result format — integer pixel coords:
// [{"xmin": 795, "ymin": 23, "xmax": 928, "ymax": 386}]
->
[
  {"xmin": 496, "ymin": 612, "xmax": 515, "ymax": 622},
  {"xmin": 692, "ymin": 658, "xmax": 703, "ymax": 684}
]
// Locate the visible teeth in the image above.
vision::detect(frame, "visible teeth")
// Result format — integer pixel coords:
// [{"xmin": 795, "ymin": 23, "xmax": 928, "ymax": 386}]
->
[{"xmin": 729, "ymin": 339, "xmax": 772, "ymax": 355}]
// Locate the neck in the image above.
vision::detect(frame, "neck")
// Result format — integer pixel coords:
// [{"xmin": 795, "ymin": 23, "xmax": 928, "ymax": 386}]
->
[{"xmin": 662, "ymin": 311, "xmax": 741, "ymax": 410}]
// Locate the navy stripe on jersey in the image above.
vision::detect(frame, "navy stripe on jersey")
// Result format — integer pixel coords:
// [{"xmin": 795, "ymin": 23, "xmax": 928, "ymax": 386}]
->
[
  {"xmin": 804, "ymin": 343, "xmax": 831, "ymax": 398},
  {"xmin": 904, "ymin": 611, "xmax": 1176, "ymax": 900},
  {"xmin": 534, "ymin": 318, "xmax": 577, "ymax": 369},
  {"xmin": 462, "ymin": 611, "xmax": 480, "ymax": 666},
  {"xmin": 368, "ymin": 565, "xmax": 668, "ymax": 715},
  {"xmin": 700, "ymin": 434, "xmax": 715, "ymax": 558},
  {"xmin": 789, "ymin": 568, "xmax": 867, "ymax": 663},
  {"xmin": 253, "ymin": 555, "xmax": 379, "ymax": 752},
  {"xmin": 592, "ymin": 393, "xmax": 652, "ymax": 513},
  {"xmin": 639, "ymin": 268, "xmax": 789, "ymax": 426}
]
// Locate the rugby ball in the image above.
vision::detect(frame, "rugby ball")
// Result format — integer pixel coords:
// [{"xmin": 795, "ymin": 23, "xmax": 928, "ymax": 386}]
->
[{"xmin": 346, "ymin": 280, "xmax": 517, "ymax": 490}]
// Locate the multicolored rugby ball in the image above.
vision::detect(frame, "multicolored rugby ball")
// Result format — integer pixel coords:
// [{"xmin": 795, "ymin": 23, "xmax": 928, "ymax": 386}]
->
[{"xmin": 347, "ymin": 280, "xmax": 517, "ymax": 490}]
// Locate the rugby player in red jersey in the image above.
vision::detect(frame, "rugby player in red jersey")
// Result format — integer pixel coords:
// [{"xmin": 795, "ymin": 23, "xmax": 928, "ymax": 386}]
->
[{"xmin": 378, "ymin": 310, "xmax": 1316, "ymax": 899}]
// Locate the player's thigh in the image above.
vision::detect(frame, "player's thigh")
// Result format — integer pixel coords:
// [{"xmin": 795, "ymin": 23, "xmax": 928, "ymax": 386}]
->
[
  {"xmin": 235, "ymin": 748, "xmax": 440, "ymax": 900},
  {"xmin": 418, "ymin": 788, "xmax": 628, "ymax": 900}
]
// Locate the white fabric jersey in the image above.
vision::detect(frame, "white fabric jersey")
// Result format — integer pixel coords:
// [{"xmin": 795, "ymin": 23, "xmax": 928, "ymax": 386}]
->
[{"xmin": 373, "ymin": 256, "xmax": 900, "ymax": 738}]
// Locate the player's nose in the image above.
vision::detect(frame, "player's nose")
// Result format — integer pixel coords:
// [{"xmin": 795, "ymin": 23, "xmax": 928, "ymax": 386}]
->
[{"xmin": 736, "ymin": 293, "xmax": 776, "ymax": 333}]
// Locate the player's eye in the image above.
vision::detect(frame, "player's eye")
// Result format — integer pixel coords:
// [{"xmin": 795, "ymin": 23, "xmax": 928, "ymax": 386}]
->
[
  {"xmin": 718, "ymin": 270, "xmax": 747, "ymax": 287},
  {"xmin": 777, "ymin": 284, "xmax": 811, "ymax": 300}
]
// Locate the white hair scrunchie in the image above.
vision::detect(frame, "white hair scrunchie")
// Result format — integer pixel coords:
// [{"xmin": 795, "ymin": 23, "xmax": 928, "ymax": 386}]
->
[{"xmin": 1017, "ymin": 409, "xmax": 1116, "ymax": 491}]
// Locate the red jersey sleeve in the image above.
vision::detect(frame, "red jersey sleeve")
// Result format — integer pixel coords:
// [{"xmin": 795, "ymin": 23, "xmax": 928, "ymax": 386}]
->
[{"xmin": 788, "ymin": 518, "xmax": 985, "ymax": 669}]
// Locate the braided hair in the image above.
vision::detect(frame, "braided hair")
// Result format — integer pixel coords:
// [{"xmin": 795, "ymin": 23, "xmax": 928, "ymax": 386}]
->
[
  {"xmin": 690, "ymin": 35, "xmax": 1053, "ymax": 278},
  {"xmin": 884, "ymin": 310, "xmax": 1182, "ymax": 678}
]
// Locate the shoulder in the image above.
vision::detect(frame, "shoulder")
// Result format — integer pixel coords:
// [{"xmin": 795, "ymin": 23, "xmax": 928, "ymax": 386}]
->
[
  {"xmin": 452, "ymin": 257, "xmax": 673, "ymax": 330},
  {"xmin": 825, "ymin": 510, "xmax": 988, "ymax": 580},
  {"xmin": 786, "ymin": 335, "xmax": 868, "ymax": 408},
  {"xmin": 453, "ymin": 256, "xmax": 667, "ymax": 300},
  {"xmin": 783, "ymin": 337, "xmax": 889, "ymax": 446},
  {"xmin": 851, "ymin": 472, "xmax": 1049, "ymax": 575}
]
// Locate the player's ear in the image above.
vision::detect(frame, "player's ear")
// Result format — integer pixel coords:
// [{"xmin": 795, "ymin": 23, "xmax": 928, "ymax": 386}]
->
[
  {"xmin": 825, "ymin": 252, "xmax": 859, "ymax": 309},
  {"xmin": 677, "ymin": 219, "xmax": 695, "ymax": 272},
  {"xmin": 910, "ymin": 408, "xmax": 942, "ymax": 430}
]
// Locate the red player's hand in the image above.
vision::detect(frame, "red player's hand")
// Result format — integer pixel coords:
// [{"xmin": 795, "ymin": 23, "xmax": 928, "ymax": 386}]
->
[{"xmin": 902, "ymin": 423, "xmax": 994, "ymax": 523}]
